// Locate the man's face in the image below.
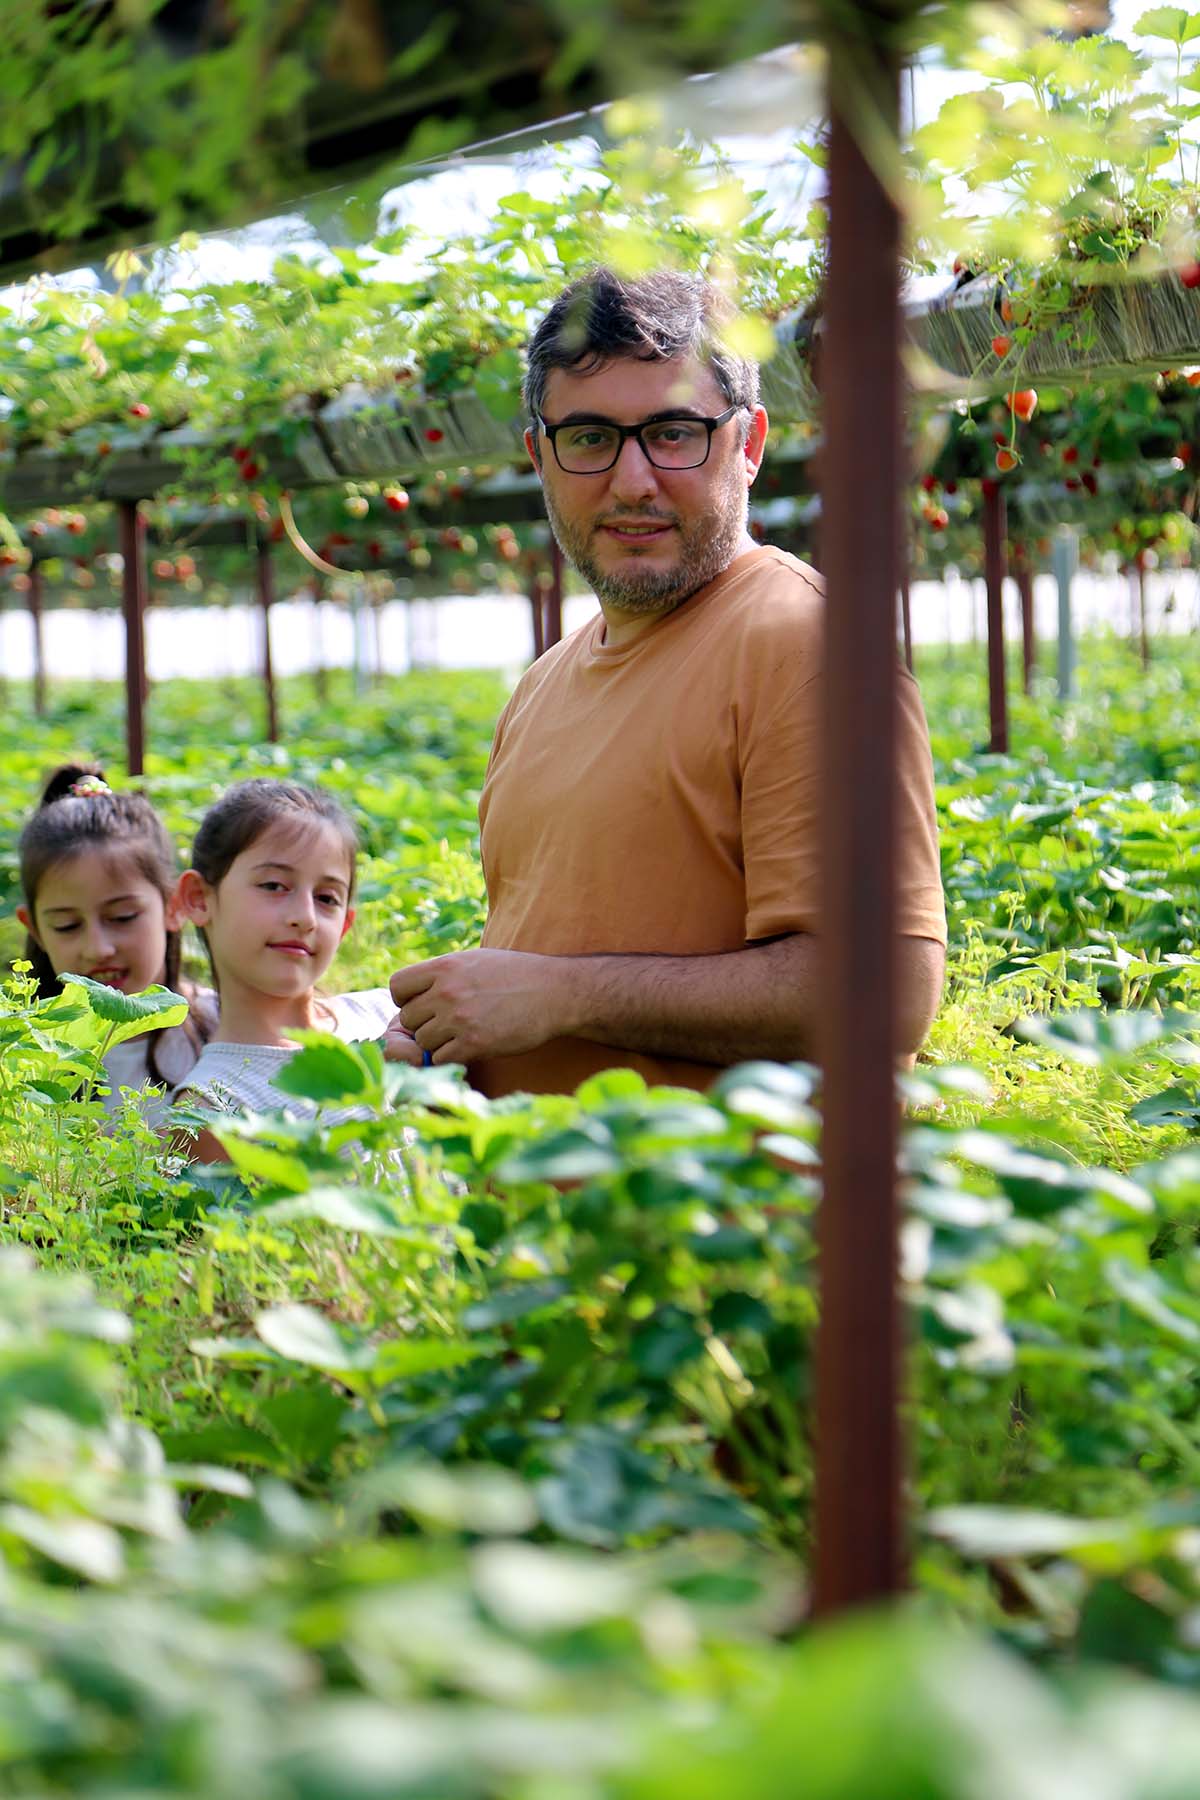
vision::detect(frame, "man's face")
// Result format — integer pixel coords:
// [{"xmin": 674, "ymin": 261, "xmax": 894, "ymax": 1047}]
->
[{"xmin": 526, "ymin": 354, "xmax": 767, "ymax": 622}]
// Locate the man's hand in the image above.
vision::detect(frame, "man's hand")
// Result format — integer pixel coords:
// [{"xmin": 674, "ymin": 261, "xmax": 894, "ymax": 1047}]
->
[
  {"xmin": 382, "ymin": 1012, "xmax": 426, "ymax": 1067},
  {"xmin": 387, "ymin": 949, "xmax": 570, "ymax": 1065}
]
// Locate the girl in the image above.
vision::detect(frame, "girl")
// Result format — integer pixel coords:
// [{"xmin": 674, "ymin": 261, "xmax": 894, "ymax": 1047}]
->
[
  {"xmin": 17, "ymin": 764, "xmax": 216, "ymax": 1126},
  {"xmin": 173, "ymin": 778, "xmax": 407, "ymax": 1162}
]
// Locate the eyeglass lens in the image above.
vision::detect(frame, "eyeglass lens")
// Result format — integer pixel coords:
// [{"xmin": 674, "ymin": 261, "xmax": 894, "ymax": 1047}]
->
[{"xmin": 556, "ymin": 418, "xmax": 710, "ymax": 472}]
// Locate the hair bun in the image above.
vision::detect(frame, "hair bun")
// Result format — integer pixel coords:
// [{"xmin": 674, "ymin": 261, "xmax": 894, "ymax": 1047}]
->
[{"xmin": 40, "ymin": 763, "xmax": 108, "ymax": 807}]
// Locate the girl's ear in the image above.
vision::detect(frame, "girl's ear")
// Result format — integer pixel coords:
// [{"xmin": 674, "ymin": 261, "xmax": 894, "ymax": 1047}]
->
[
  {"xmin": 15, "ymin": 904, "xmax": 40, "ymax": 944},
  {"xmin": 173, "ymin": 870, "xmax": 212, "ymax": 927},
  {"xmin": 340, "ymin": 907, "xmax": 356, "ymax": 941}
]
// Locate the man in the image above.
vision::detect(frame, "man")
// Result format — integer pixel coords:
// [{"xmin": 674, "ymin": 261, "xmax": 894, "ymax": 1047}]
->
[{"xmin": 388, "ymin": 267, "xmax": 945, "ymax": 1095}]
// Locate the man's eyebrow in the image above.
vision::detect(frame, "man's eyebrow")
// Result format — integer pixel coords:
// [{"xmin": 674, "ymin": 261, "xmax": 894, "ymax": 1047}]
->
[{"xmin": 552, "ymin": 407, "xmax": 711, "ymax": 426}]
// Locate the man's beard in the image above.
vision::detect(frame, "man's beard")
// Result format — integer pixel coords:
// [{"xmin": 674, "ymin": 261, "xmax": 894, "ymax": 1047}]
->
[{"xmin": 543, "ymin": 463, "xmax": 749, "ymax": 617}]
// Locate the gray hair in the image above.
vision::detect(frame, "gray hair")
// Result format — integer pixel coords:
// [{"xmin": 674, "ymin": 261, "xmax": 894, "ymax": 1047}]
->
[{"xmin": 523, "ymin": 267, "xmax": 760, "ymax": 428}]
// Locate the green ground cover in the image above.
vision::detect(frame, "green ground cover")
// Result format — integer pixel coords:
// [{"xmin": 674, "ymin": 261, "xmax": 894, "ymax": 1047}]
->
[{"xmin": 3, "ymin": 635, "xmax": 1200, "ymax": 1793}]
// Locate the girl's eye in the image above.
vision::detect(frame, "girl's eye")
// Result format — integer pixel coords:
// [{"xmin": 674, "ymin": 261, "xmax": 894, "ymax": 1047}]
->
[
  {"xmin": 317, "ymin": 893, "xmax": 341, "ymax": 908},
  {"xmin": 109, "ymin": 913, "xmax": 139, "ymax": 924},
  {"xmin": 258, "ymin": 881, "xmax": 285, "ymax": 892},
  {"xmin": 50, "ymin": 922, "xmax": 80, "ymax": 935}
]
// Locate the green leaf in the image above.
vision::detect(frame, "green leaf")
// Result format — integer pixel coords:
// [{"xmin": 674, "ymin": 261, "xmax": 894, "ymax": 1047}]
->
[
  {"xmin": 462, "ymin": 1279, "xmax": 570, "ymax": 1331},
  {"xmin": 1106, "ymin": 1259, "xmax": 1200, "ymax": 1345},
  {"xmin": 1129, "ymin": 1086, "xmax": 1200, "ymax": 1128},
  {"xmin": 1133, "ymin": 5, "xmax": 1200, "ymax": 41},
  {"xmin": 925, "ymin": 1505, "xmax": 1128, "ymax": 1559},
  {"xmin": 259, "ymin": 1186, "xmax": 416, "ymax": 1236},
  {"xmin": 218, "ymin": 1137, "xmax": 313, "ymax": 1193},
  {"xmin": 255, "ymin": 1303, "xmax": 379, "ymax": 1372},
  {"xmin": 496, "ymin": 1126, "xmax": 621, "ymax": 1183},
  {"xmin": 272, "ymin": 1034, "xmax": 372, "ymax": 1104},
  {"xmin": 57, "ymin": 976, "xmax": 188, "ymax": 1047}
]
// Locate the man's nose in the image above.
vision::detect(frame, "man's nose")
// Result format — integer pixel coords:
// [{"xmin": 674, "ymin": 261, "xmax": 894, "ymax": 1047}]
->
[{"xmin": 607, "ymin": 433, "xmax": 661, "ymax": 505}]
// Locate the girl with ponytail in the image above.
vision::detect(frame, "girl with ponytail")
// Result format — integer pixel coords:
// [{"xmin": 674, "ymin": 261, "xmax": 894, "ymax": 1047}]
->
[{"xmin": 16, "ymin": 764, "xmax": 216, "ymax": 1124}]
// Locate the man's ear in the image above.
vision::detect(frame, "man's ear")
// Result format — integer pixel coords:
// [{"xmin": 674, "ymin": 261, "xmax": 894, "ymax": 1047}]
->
[
  {"xmin": 15, "ymin": 904, "xmax": 39, "ymax": 944},
  {"xmin": 172, "ymin": 870, "xmax": 211, "ymax": 928},
  {"xmin": 523, "ymin": 424, "xmax": 543, "ymax": 477},
  {"xmin": 742, "ymin": 405, "xmax": 769, "ymax": 486},
  {"xmin": 340, "ymin": 907, "xmax": 356, "ymax": 941}
]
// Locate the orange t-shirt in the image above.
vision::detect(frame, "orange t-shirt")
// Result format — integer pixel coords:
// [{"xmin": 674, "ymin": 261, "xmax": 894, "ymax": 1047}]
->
[{"xmin": 471, "ymin": 545, "xmax": 945, "ymax": 1097}]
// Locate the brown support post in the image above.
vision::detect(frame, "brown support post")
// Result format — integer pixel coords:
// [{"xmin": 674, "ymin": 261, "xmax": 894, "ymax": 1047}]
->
[
  {"xmin": 983, "ymin": 485, "xmax": 1009, "ymax": 755},
  {"xmin": 544, "ymin": 540, "xmax": 565, "ymax": 648},
  {"xmin": 899, "ymin": 570, "xmax": 913, "ymax": 673},
  {"xmin": 256, "ymin": 538, "xmax": 279, "ymax": 743},
  {"xmin": 1014, "ymin": 547, "xmax": 1035, "ymax": 695},
  {"xmin": 528, "ymin": 573, "xmax": 545, "ymax": 661},
  {"xmin": 28, "ymin": 561, "xmax": 46, "ymax": 717},
  {"xmin": 118, "ymin": 501, "xmax": 148, "ymax": 776},
  {"xmin": 814, "ymin": 39, "xmax": 904, "ymax": 1617},
  {"xmin": 311, "ymin": 575, "xmax": 328, "ymax": 704}
]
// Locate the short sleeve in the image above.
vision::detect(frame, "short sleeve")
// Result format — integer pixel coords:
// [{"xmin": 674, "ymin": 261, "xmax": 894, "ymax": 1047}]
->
[{"xmin": 739, "ymin": 664, "xmax": 946, "ymax": 946}]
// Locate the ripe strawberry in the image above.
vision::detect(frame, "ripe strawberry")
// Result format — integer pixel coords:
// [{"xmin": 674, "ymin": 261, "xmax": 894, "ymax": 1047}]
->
[
  {"xmin": 1179, "ymin": 262, "xmax": 1200, "ymax": 289},
  {"xmin": 1064, "ymin": 477, "xmax": 1081, "ymax": 491},
  {"xmin": 153, "ymin": 558, "xmax": 175, "ymax": 580},
  {"xmin": 931, "ymin": 509, "xmax": 948, "ymax": 531},
  {"xmin": 1008, "ymin": 389, "xmax": 1038, "ymax": 422},
  {"xmin": 920, "ymin": 474, "xmax": 938, "ymax": 493},
  {"xmin": 1081, "ymin": 471, "xmax": 1098, "ymax": 494},
  {"xmin": 1063, "ymin": 445, "xmax": 1079, "ymax": 464},
  {"xmin": 991, "ymin": 335, "xmax": 1012, "ymax": 358},
  {"xmin": 66, "ymin": 514, "xmax": 86, "ymax": 535},
  {"xmin": 1188, "ymin": 371, "xmax": 1200, "ymax": 387},
  {"xmin": 1000, "ymin": 296, "xmax": 1015, "ymax": 323},
  {"xmin": 944, "ymin": 479, "xmax": 958, "ymax": 495},
  {"xmin": 424, "ymin": 427, "xmax": 444, "ymax": 443},
  {"xmin": 128, "ymin": 402, "xmax": 151, "ymax": 420},
  {"xmin": 241, "ymin": 461, "xmax": 260, "ymax": 481},
  {"xmin": 995, "ymin": 447, "xmax": 1019, "ymax": 473},
  {"xmin": 384, "ymin": 487, "xmax": 410, "ymax": 512}
]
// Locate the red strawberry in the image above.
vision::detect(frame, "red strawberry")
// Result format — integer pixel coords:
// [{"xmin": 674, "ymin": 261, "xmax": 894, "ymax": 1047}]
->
[
  {"xmin": 1180, "ymin": 262, "xmax": 1200, "ymax": 289},
  {"xmin": 1063, "ymin": 446, "xmax": 1079, "ymax": 464},
  {"xmin": 424, "ymin": 427, "xmax": 444, "ymax": 443},
  {"xmin": 1008, "ymin": 389, "xmax": 1038, "ymax": 422},
  {"xmin": 128, "ymin": 402, "xmax": 151, "ymax": 420},
  {"xmin": 991, "ymin": 335, "xmax": 1012, "ymax": 358}
]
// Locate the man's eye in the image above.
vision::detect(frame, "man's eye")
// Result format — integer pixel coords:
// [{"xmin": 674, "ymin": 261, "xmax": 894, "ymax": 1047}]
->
[{"xmin": 565, "ymin": 428, "xmax": 613, "ymax": 450}]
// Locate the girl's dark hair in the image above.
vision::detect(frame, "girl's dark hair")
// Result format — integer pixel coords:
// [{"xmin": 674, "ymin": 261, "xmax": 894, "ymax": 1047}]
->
[
  {"xmin": 190, "ymin": 780, "xmax": 358, "ymax": 978},
  {"xmin": 18, "ymin": 763, "xmax": 209, "ymax": 1088}
]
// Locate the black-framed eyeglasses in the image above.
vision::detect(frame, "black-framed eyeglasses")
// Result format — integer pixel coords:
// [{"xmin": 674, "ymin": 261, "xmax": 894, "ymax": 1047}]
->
[{"xmin": 537, "ymin": 405, "xmax": 741, "ymax": 474}]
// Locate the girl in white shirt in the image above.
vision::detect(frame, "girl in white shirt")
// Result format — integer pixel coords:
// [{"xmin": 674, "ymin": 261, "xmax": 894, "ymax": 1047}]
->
[
  {"xmin": 172, "ymin": 777, "xmax": 406, "ymax": 1160},
  {"xmin": 17, "ymin": 764, "xmax": 216, "ymax": 1126}
]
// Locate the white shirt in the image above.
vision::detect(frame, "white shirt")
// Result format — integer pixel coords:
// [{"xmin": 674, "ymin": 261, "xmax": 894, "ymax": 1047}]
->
[
  {"xmin": 176, "ymin": 987, "xmax": 397, "ymax": 1123},
  {"xmin": 100, "ymin": 988, "xmax": 218, "ymax": 1130}
]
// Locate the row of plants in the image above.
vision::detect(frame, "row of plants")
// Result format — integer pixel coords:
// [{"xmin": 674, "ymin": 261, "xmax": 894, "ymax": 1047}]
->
[{"xmin": 3, "ymin": 642, "xmax": 1200, "ymax": 1792}]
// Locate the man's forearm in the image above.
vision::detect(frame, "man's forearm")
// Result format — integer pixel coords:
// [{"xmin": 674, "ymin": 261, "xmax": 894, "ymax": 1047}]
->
[
  {"xmin": 556, "ymin": 931, "xmax": 945, "ymax": 1066},
  {"xmin": 555, "ymin": 934, "xmax": 821, "ymax": 1065}
]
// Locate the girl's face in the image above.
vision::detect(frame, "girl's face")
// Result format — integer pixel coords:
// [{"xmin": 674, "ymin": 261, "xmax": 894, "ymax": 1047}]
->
[
  {"xmin": 183, "ymin": 819, "xmax": 354, "ymax": 1000},
  {"xmin": 18, "ymin": 849, "xmax": 170, "ymax": 993}
]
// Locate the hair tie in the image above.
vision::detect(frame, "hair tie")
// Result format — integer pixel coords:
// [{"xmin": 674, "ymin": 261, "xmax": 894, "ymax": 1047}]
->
[{"xmin": 68, "ymin": 775, "xmax": 110, "ymax": 798}]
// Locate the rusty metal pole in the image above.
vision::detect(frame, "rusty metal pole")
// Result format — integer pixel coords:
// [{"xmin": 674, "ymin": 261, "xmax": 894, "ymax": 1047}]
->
[
  {"xmin": 28, "ymin": 561, "xmax": 46, "ymax": 717},
  {"xmin": 311, "ymin": 574, "xmax": 328, "ymax": 704},
  {"xmin": 983, "ymin": 484, "xmax": 1009, "ymax": 754},
  {"xmin": 256, "ymin": 538, "xmax": 279, "ymax": 742},
  {"xmin": 1014, "ymin": 546, "xmax": 1035, "ymax": 695},
  {"xmin": 528, "ymin": 573, "xmax": 545, "ymax": 661},
  {"xmin": 813, "ymin": 37, "xmax": 904, "ymax": 1616},
  {"xmin": 545, "ymin": 540, "xmax": 565, "ymax": 648},
  {"xmin": 899, "ymin": 570, "xmax": 913, "ymax": 672},
  {"xmin": 117, "ymin": 501, "xmax": 148, "ymax": 776}
]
